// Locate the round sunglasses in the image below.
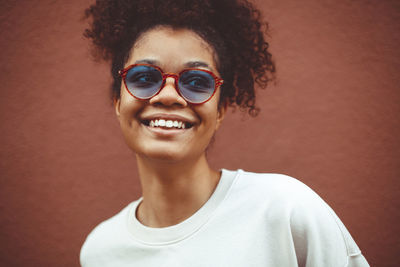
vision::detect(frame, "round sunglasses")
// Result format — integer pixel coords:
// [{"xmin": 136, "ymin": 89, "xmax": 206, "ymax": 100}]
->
[{"xmin": 119, "ymin": 64, "xmax": 224, "ymax": 104}]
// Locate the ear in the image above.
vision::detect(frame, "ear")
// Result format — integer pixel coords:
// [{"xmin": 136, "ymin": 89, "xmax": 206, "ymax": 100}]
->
[
  {"xmin": 114, "ymin": 98, "xmax": 121, "ymax": 120},
  {"xmin": 215, "ymin": 101, "xmax": 227, "ymax": 130}
]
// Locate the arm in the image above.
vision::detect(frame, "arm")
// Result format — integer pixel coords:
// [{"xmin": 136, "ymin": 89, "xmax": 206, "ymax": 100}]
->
[{"xmin": 289, "ymin": 184, "xmax": 369, "ymax": 267}]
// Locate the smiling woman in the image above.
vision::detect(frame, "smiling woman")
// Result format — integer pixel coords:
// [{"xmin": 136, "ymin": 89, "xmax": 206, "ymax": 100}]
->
[{"xmin": 80, "ymin": 1, "xmax": 369, "ymax": 266}]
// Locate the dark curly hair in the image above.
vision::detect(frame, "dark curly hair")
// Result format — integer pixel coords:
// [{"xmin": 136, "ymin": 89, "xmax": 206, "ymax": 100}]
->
[{"xmin": 84, "ymin": 0, "xmax": 275, "ymax": 116}]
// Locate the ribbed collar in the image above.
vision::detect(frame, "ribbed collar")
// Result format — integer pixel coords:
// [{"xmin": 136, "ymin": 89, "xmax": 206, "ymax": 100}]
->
[{"xmin": 125, "ymin": 169, "xmax": 240, "ymax": 246}]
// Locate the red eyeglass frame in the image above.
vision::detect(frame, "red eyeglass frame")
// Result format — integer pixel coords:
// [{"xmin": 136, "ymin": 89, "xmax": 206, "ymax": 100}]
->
[{"xmin": 118, "ymin": 63, "xmax": 224, "ymax": 104}]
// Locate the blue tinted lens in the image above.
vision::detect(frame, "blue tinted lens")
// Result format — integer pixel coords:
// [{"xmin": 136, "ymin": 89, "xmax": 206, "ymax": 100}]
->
[
  {"xmin": 125, "ymin": 65, "xmax": 162, "ymax": 98},
  {"xmin": 178, "ymin": 70, "xmax": 215, "ymax": 103}
]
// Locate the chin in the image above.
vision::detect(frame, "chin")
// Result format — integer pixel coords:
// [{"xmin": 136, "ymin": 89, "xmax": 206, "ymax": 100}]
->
[
  {"xmin": 137, "ymin": 147, "xmax": 188, "ymax": 163},
  {"xmin": 146, "ymin": 152, "xmax": 182, "ymax": 162},
  {"xmin": 137, "ymin": 145, "xmax": 204, "ymax": 165}
]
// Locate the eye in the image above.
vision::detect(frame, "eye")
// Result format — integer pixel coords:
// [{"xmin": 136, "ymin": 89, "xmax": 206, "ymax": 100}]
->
[
  {"xmin": 126, "ymin": 66, "xmax": 162, "ymax": 88},
  {"xmin": 187, "ymin": 76, "xmax": 209, "ymax": 88},
  {"xmin": 180, "ymin": 71, "xmax": 214, "ymax": 91},
  {"xmin": 132, "ymin": 73, "xmax": 156, "ymax": 83}
]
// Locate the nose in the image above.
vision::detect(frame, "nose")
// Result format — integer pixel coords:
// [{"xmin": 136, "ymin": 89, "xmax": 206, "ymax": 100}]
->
[{"xmin": 149, "ymin": 77, "xmax": 188, "ymax": 107}]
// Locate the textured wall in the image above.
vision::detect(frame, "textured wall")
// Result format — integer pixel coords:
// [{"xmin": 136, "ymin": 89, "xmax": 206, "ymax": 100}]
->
[{"xmin": 0, "ymin": 0, "xmax": 399, "ymax": 266}]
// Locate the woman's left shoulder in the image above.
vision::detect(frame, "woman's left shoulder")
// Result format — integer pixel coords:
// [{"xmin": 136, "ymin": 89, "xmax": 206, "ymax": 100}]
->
[
  {"xmin": 232, "ymin": 169, "xmax": 319, "ymax": 202},
  {"xmin": 231, "ymin": 169, "xmax": 369, "ymax": 265},
  {"xmin": 234, "ymin": 169, "xmax": 344, "ymax": 219}
]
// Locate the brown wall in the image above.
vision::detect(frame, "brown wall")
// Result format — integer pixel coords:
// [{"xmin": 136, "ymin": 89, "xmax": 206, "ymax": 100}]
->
[{"xmin": 0, "ymin": 0, "xmax": 399, "ymax": 266}]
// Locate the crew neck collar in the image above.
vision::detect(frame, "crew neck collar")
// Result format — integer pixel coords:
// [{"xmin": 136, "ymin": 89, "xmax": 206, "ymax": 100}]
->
[{"xmin": 126, "ymin": 169, "xmax": 240, "ymax": 246}]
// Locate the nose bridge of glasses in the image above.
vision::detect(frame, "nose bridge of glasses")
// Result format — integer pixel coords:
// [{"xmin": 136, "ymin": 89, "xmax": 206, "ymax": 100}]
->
[
  {"xmin": 161, "ymin": 73, "xmax": 180, "ymax": 91},
  {"xmin": 156, "ymin": 72, "xmax": 185, "ymax": 103},
  {"xmin": 163, "ymin": 73, "xmax": 179, "ymax": 82}
]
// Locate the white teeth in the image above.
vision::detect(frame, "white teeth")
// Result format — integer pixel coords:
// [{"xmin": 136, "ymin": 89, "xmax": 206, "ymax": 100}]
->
[
  {"xmin": 148, "ymin": 119, "xmax": 188, "ymax": 129},
  {"xmin": 158, "ymin": 119, "xmax": 166, "ymax": 127},
  {"xmin": 165, "ymin": 120, "xmax": 173, "ymax": 128}
]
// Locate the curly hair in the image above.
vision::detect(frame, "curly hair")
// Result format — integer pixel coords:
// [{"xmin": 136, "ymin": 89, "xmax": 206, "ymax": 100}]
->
[{"xmin": 84, "ymin": 0, "xmax": 275, "ymax": 116}]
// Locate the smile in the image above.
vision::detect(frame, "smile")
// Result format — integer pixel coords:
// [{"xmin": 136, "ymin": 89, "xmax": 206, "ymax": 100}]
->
[{"xmin": 142, "ymin": 119, "xmax": 193, "ymax": 129}]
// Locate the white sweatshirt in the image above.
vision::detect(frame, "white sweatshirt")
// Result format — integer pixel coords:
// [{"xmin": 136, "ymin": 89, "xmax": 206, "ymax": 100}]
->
[{"xmin": 80, "ymin": 169, "xmax": 369, "ymax": 267}]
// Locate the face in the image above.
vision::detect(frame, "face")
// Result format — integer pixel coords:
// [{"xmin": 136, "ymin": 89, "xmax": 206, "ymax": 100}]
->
[{"xmin": 114, "ymin": 26, "xmax": 226, "ymax": 163}]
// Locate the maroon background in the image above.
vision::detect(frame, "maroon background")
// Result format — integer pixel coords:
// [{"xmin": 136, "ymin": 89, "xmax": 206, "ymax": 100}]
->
[{"xmin": 0, "ymin": 0, "xmax": 399, "ymax": 266}]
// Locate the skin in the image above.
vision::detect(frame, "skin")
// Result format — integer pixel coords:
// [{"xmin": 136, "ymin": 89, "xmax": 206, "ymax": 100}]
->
[{"xmin": 114, "ymin": 26, "xmax": 226, "ymax": 227}]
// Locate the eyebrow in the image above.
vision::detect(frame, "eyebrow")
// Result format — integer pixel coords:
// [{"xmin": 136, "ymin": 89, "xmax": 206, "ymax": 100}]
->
[
  {"xmin": 184, "ymin": 61, "xmax": 211, "ymax": 70},
  {"xmin": 134, "ymin": 59, "xmax": 159, "ymax": 65},
  {"xmin": 133, "ymin": 59, "xmax": 214, "ymax": 71}
]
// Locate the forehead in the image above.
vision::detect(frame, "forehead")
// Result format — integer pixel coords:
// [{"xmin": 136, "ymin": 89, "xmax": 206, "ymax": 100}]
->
[{"xmin": 127, "ymin": 26, "xmax": 218, "ymax": 73}]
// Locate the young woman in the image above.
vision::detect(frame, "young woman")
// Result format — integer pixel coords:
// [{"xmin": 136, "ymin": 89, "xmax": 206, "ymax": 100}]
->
[{"xmin": 80, "ymin": 0, "xmax": 369, "ymax": 266}]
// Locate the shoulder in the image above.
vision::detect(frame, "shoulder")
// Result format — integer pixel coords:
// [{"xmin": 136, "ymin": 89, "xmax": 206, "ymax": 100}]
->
[
  {"xmin": 228, "ymin": 169, "xmax": 318, "ymax": 204},
  {"xmin": 224, "ymin": 169, "xmax": 331, "ymax": 225},
  {"xmin": 227, "ymin": 169, "xmax": 365, "ymax": 263},
  {"xmin": 231, "ymin": 169, "xmax": 348, "ymax": 232},
  {"xmin": 85, "ymin": 201, "xmax": 133, "ymax": 239},
  {"xmin": 80, "ymin": 201, "xmax": 138, "ymax": 264}
]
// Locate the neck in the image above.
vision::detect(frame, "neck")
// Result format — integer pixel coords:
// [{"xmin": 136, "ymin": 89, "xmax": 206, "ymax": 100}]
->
[{"xmin": 135, "ymin": 153, "xmax": 220, "ymax": 228}]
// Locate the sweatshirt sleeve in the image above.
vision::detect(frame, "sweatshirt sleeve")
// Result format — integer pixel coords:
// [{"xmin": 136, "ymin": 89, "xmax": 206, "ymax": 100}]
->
[{"xmin": 288, "ymin": 181, "xmax": 370, "ymax": 267}]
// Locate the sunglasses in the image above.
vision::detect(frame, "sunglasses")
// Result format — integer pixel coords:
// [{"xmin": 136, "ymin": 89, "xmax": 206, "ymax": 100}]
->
[{"xmin": 119, "ymin": 64, "xmax": 224, "ymax": 104}]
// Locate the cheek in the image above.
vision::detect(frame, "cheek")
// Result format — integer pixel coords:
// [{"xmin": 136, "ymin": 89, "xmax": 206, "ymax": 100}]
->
[
  {"xmin": 197, "ymin": 107, "xmax": 220, "ymax": 133},
  {"xmin": 119, "ymin": 92, "xmax": 144, "ymax": 118}
]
